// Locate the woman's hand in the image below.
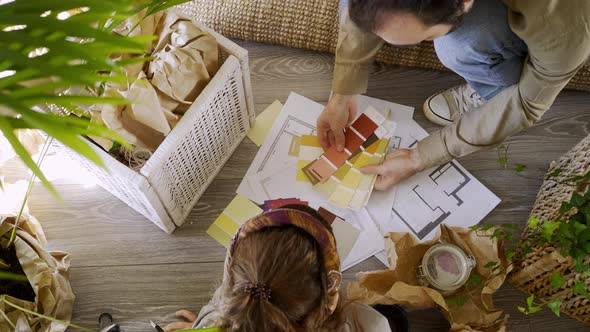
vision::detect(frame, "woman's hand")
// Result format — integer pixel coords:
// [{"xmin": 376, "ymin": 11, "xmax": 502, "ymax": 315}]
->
[
  {"xmin": 317, "ymin": 94, "xmax": 358, "ymax": 151},
  {"xmin": 164, "ymin": 310, "xmax": 197, "ymax": 331}
]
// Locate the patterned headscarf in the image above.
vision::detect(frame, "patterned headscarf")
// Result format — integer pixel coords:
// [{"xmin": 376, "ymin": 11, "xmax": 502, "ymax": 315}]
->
[{"xmin": 228, "ymin": 207, "xmax": 341, "ymax": 315}]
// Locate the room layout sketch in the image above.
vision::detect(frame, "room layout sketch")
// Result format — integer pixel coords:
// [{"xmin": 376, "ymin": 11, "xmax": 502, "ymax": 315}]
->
[
  {"xmin": 392, "ymin": 161, "xmax": 471, "ymax": 239},
  {"xmin": 257, "ymin": 115, "xmax": 315, "ymax": 173}
]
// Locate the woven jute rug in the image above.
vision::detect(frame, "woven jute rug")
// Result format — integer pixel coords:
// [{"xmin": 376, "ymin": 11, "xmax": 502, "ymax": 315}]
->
[{"xmin": 174, "ymin": 0, "xmax": 590, "ymax": 92}]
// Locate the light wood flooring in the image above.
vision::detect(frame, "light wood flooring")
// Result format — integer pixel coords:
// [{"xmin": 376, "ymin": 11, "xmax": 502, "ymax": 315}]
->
[{"xmin": 11, "ymin": 41, "xmax": 590, "ymax": 331}]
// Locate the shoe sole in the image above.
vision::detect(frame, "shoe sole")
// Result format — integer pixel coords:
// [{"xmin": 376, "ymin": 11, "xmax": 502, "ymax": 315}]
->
[{"xmin": 422, "ymin": 95, "xmax": 453, "ymax": 127}]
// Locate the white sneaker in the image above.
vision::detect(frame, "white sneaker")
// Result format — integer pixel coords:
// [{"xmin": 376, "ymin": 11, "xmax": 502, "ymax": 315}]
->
[{"xmin": 423, "ymin": 84, "xmax": 484, "ymax": 126}]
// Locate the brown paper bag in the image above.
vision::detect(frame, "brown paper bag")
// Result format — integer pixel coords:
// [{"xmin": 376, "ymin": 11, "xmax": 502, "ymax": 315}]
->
[
  {"xmin": 0, "ymin": 215, "xmax": 75, "ymax": 332},
  {"xmin": 97, "ymin": 11, "xmax": 219, "ymax": 151},
  {"xmin": 348, "ymin": 225, "xmax": 510, "ymax": 332},
  {"xmin": 148, "ymin": 12, "xmax": 219, "ymax": 114}
]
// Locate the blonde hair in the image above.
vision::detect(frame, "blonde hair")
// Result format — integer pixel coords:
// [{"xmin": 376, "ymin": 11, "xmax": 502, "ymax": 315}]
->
[{"xmin": 221, "ymin": 226, "xmax": 345, "ymax": 331}]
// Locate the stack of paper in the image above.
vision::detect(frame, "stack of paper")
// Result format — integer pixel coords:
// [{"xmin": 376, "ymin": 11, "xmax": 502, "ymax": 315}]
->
[{"xmin": 232, "ymin": 93, "xmax": 500, "ymax": 271}]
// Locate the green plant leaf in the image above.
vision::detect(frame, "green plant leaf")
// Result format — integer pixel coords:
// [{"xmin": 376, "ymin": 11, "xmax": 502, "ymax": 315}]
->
[
  {"xmin": 579, "ymin": 228, "xmax": 590, "ymax": 242},
  {"xmin": 541, "ymin": 221, "xmax": 560, "ymax": 240},
  {"xmin": 560, "ymin": 202, "xmax": 573, "ymax": 214},
  {"xmin": 573, "ymin": 222, "xmax": 588, "ymax": 236},
  {"xmin": 515, "ymin": 164, "xmax": 527, "ymax": 173},
  {"xmin": 528, "ymin": 306, "xmax": 543, "ymax": 314},
  {"xmin": 484, "ymin": 261, "xmax": 498, "ymax": 269},
  {"xmin": 570, "ymin": 192, "xmax": 587, "ymax": 208},
  {"xmin": 497, "ymin": 157, "xmax": 508, "ymax": 164},
  {"xmin": 526, "ymin": 294, "xmax": 535, "ymax": 308},
  {"xmin": 490, "ymin": 228, "xmax": 503, "ymax": 239},
  {"xmin": 446, "ymin": 296, "xmax": 466, "ymax": 307},
  {"xmin": 0, "ymin": 271, "xmax": 28, "ymax": 282},
  {"xmin": 573, "ymin": 282, "xmax": 590, "ymax": 299},
  {"xmin": 467, "ymin": 274, "xmax": 482, "ymax": 286},
  {"xmin": 550, "ymin": 272, "xmax": 566, "ymax": 288},
  {"xmin": 546, "ymin": 168, "xmax": 563, "ymax": 179},
  {"xmin": 0, "ymin": 117, "xmax": 58, "ymax": 197},
  {"xmin": 528, "ymin": 217, "xmax": 540, "ymax": 228},
  {"xmin": 517, "ymin": 306, "xmax": 527, "ymax": 314},
  {"xmin": 547, "ymin": 299, "xmax": 562, "ymax": 317}
]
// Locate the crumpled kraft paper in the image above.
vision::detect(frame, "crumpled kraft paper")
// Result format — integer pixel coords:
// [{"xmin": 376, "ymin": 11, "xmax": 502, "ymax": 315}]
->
[
  {"xmin": 97, "ymin": 11, "xmax": 218, "ymax": 151},
  {"xmin": 348, "ymin": 225, "xmax": 510, "ymax": 332},
  {"xmin": 0, "ymin": 215, "xmax": 75, "ymax": 332}
]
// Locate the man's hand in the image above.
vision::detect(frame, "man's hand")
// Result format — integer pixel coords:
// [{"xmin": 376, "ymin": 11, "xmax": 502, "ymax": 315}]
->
[
  {"xmin": 164, "ymin": 310, "xmax": 197, "ymax": 331},
  {"xmin": 361, "ymin": 149, "xmax": 425, "ymax": 191},
  {"xmin": 318, "ymin": 94, "xmax": 358, "ymax": 151}
]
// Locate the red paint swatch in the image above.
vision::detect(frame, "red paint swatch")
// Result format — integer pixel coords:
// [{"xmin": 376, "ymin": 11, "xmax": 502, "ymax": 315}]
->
[
  {"xmin": 344, "ymin": 130, "xmax": 364, "ymax": 153},
  {"xmin": 351, "ymin": 113, "xmax": 378, "ymax": 139}
]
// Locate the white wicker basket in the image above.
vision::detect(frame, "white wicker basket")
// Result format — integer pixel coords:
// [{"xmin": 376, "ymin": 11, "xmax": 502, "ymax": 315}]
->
[{"xmin": 58, "ymin": 20, "xmax": 254, "ymax": 233}]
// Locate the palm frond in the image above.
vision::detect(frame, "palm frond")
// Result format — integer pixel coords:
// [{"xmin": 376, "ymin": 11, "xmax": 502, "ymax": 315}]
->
[{"xmin": 0, "ymin": 0, "xmax": 191, "ymax": 194}]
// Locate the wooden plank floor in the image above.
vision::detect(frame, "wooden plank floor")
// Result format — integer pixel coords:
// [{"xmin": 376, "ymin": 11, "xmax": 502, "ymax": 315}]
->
[{"xmin": 12, "ymin": 41, "xmax": 590, "ymax": 331}]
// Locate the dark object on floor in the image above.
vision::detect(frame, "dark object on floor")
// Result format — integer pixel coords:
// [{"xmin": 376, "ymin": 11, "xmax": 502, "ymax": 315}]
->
[
  {"xmin": 0, "ymin": 244, "xmax": 35, "ymax": 302},
  {"xmin": 99, "ymin": 313, "xmax": 121, "ymax": 332},
  {"xmin": 372, "ymin": 304, "xmax": 409, "ymax": 332}
]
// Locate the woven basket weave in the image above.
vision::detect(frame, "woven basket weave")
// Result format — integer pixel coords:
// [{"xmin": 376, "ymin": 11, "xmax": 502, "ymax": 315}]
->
[
  {"xmin": 509, "ymin": 135, "xmax": 590, "ymax": 326},
  {"xmin": 174, "ymin": 0, "xmax": 590, "ymax": 92},
  {"xmin": 57, "ymin": 20, "xmax": 254, "ymax": 233}
]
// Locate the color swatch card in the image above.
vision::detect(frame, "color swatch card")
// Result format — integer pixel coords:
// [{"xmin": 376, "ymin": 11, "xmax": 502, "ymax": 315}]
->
[
  {"xmin": 303, "ymin": 107, "xmax": 390, "ymax": 184},
  {"xmin": 297, "ymin": 107, "xmax": 397, "ymax": 210},
  {"xmin": 263, "ymin": 198, "xmax": 308, "ymax": 211},
  {"xmin": 207, "ymin": 195, "xmax": 263, "ymax": 248},
  {"xmin": 318, "ymin": 207, "xmax": 360, "ymax": 262}
]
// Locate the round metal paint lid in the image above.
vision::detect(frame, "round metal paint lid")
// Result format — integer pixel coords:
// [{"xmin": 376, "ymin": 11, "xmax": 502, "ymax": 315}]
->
[{"xmin": 419, "ymin": 243, "xmax": 475, "ymax": 292}]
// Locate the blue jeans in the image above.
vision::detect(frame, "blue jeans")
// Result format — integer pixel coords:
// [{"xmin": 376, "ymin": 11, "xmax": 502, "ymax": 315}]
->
[
  {"xmin": 434, "ymin": 0, "xmax": 528, "ymax": 100},
  {"xmin": 339, "ymin": 0, "xmax": 528, "ymax": 100}
]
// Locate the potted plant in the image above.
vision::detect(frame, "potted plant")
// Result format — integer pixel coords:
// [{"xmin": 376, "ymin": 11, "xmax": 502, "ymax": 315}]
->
[
  {"xmin": 475, "ymin": 135, "xmax": 590, "ymax": 325},
  {"xmin": 1, "ymin": 1, "xmax": 192, "ymax": 329}
]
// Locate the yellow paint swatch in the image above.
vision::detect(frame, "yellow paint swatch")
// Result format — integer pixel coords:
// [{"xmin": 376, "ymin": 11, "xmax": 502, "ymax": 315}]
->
[
  {"xmin": 225, "ymin": 194, "xmax": 263, "ymax": 221},
  {"xmin": 333, "ymin": 163, "xmax": 351, "ymax": 180},
  {"xmin": 375, "ymin": 138, "xmax": 390, "ymax": 154},
  {"xmin": 341, "ymin": 169, "xmax": 363, "ymax": 189},
  {"xmin": 358, "ymin": 174, "xmax": 374, "ymax": 191},
  {"xmin": 354, "ymin": 153, "xmax": 374, "ymax": 168},
  {"xmin": 316, "ymin": 177, "xmax": 340, "ymax": 195},
  {"xmin": 207, "ymin": 223, "xmax": 232, "ymax": 248},
  {"xmin": 247, "ymin": 100, "xmax": 283, "ymax": 146},
  {"xmin": 288, "ymin": 136, "xmax": 301, "ymax": 157},
  {"xmin": 329, "ymin": 186, "xmax": 355, "ymax": 208},
  {"xmin": 301, "ymin": 135, "xmax": 321, "ymax": 147},
  {"xmin": 208, "ymin": 195, "xmax": 263, "ymax": 248},
  {"xmin": 297, "ymin": 160, "xmax": 313, "ymax": 183}
]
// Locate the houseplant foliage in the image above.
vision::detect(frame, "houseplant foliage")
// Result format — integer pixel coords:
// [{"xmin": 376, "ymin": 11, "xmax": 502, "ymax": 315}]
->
[
  {"xmin": 473, "ymin": 169, "xmax": 590, "ymax": 318},
  {"xmin": 1, "ymin": 1, "xmax": 192, "ymax": 330},
  {"xmin": 0, "ymin": 0, "xmax": 190, "ymax": 196}
]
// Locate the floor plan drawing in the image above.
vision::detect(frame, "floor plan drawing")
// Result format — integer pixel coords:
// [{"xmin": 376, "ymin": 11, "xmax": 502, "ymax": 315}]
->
[
  {"xmin": 257, "ymin": 115, "xmax": 315, "ymax": 173},
  {"xmin": 370, "ymin": 119, "xmax": 500, "ymax": 244},
  {"xmin": 392, "ymin": 161, "xmax": 471, "ymax": 239}
]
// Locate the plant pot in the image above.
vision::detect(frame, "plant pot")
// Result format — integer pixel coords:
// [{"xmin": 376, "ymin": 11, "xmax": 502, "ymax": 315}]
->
[
  {"xmin": 509, "ymin": 134, "xmax": 590, "ymax": 326},
  {"xmin": 0, "ymin": 214, "xmax": 75, "ymax": 332}
]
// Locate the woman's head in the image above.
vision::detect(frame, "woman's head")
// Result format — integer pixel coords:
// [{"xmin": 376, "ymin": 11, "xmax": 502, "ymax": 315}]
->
[{"xmin": 222, "ymin": 207, "xmax": 344, "ymax": 331}]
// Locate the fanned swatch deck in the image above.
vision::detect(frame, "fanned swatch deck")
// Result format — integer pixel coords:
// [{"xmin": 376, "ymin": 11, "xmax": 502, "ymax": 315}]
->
[{"xmin": 296, "ymin": 107, "xmax": 396, "ymax": 209}]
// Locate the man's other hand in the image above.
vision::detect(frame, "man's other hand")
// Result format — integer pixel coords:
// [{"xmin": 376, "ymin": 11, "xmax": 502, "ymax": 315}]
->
[{"xmin": 361, "ymin": 149, "xmax": 425, "ymax": 191}]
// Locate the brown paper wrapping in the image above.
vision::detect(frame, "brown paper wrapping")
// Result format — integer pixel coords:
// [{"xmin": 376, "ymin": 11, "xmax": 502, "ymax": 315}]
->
[
  {"xmin": 0, "ymin": 215, "xmax": 75, "ymax": 332},
  {"xmin": 348, "ymin": 225, "xmax": 510, "ymax": 332},
  {"xmin": 96, "ymin": 11, "xmax": 218, "ymax": 151}
]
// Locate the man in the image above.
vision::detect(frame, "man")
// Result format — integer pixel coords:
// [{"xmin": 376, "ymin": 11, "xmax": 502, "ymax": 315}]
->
[{"xmin": 318, "ymin": 0, "xmax": 590, "ymax": 190}]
